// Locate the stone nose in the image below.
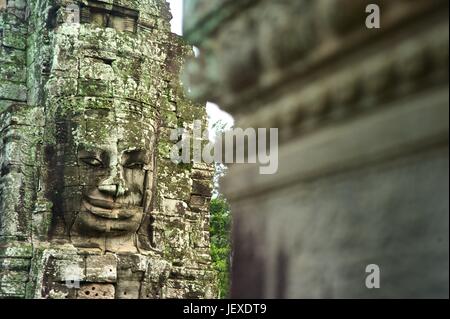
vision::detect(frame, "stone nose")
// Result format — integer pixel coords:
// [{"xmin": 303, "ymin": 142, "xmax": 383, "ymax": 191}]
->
[
  {"xmin": 98, "ymin": 183, "xmax": 127, "ymax": 198},
  {"xmin": 98, "ymin": 184, "xmax": 117, "ymax": 195},
  {"xmin": 98, "ymin": 166, "xmax": 128, "ymax": 198}
]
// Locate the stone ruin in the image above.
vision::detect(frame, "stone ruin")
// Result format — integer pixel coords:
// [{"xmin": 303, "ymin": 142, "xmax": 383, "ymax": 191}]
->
[
  {"xmin": 0, "ymin": 0, "xmax": 217, "ymax": 298},
  {"xmin": 183, "ymin": 0, "xmax": 449, "ymax": 298}
]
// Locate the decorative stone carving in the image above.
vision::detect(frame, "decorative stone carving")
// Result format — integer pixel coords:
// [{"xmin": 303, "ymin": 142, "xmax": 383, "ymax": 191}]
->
[
  {"xmin": 0, "ymin": 0, "xmax": 217, "ymax": 299},
  {"xmin": 50, "ymin": 108, "xmax": 157, "ymax": 254},
  {"xmin": 79, "ymin": 1, "xmax": 138, "ymax": 32}
]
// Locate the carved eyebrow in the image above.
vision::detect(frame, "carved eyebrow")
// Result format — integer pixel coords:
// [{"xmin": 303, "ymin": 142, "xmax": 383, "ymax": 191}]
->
[
  {"xmin": 78, "ymin": 145, "xmax": 110, "ymax": 164},
  {"xmin": 78, "ymin": 143, "xmax": 103, "ymax": 153},
  {"xmin": 78, "ymin": 148, "xmax": 102, "ymax": 157}
]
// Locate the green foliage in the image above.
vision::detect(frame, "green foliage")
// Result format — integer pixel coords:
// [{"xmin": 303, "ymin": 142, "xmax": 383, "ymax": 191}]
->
[{"xmin": 210, "ymin": 196, "xmax": 231, "ymax": 298}]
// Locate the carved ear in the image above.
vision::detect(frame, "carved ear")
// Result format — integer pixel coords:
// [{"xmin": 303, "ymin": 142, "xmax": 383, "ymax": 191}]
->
[
  {"xmin": 136, "ymin": 213, "xmax": 155, "ymax": 252},
  {"xmin": 142, "ymin": 183, "xmax": 153, "ymax": 213},
  {"xmin": 134, "ymin": 165, "xmax": 155, "ymax": 251}
]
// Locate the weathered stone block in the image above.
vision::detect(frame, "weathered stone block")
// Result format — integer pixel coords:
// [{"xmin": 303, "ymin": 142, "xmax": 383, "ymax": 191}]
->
[
  {"xmin": 161, "ymin": 198, "xmax": 188, "ymax": 217},
  {"xmin": 192, "ymin": 179, "xmax": 212, "ymax": 196},
  {"xmin": 0, "ymin": 82, "xmax": 27, "ymax": 101},
  {"xmin": 0, "ymin": 281, "xmax": 26, "ymax": 298},
  {"xmin": 85, "ymin": 254, "xmax": 117, "ymax": 283},
  {"xmin": 0, "ymin": 242, "xmax": 32, "ymax": 258},
  {"xmin": 45, "ymin": 77, "xmax": 78, "ymax": 97},
  {"xmin": 78, "ymin": 283, "xmax": 115, "ymax": 299},
  {"xmin": 0, "ymin": 63, "xmax": 26, "ymax": 82},
  {"xmin": 191, "ymin": 169, "xmax": 214, "ymax": 180},
  {"xmin": 0, "ymin": 257, "xmax": 30, "ymax": 271},
  {"xmin": 2, "ymin": 29, "xmax": 26, "ymax": 50},
  {"xmin": 78, "ymin": 79, "xmax": 113, "ymax": 97},
  {"xmin": 0, "ymin": 47, "xmax": 26, "ymax": 65},
  {"xmin": 80, "ymin": 57, "xmax": 115, "ymax": 81},
  {"xmin": 115, "ymin": 280, "xmax": 141, "ymax": 299},
  {"xmin": 51, "ymin": 256, "xmax": 86, "ymax": 283},
  {"xmin": 189, "ymin": 195, "xmax": 206, "ymax": 208}
]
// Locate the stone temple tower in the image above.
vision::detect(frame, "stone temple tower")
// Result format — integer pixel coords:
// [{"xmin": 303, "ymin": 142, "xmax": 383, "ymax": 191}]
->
[{"xmin": 0, "ymin": 0, "xmax": 217, "ymax": 298}]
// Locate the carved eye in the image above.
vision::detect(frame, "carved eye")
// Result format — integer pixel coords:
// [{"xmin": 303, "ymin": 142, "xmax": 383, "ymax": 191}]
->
[
  {"xmin": 80, "ymin": 157, "xmax": 103, "ymax": 168},
  {"xmin": 124, "ymin": 162, "xmax": 144, "ymax": 170}
]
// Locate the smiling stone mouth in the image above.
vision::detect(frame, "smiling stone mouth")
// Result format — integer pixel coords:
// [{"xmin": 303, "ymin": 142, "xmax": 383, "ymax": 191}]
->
[{"xmin": 82, "ymin": 198, "xmax": 136, "ymax": 220}]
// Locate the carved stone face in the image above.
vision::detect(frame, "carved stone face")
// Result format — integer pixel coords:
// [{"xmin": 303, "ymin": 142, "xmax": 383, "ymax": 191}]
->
[
  {"xmin": 72, "ymin": 145, "xmax": 147, "ymax": 236},
  {"xmin": 58, "ymin": 108, "xmax": 155, "ymax": 252},
  {"xmin": 44, "ymin": 1, "xmax": 160, "ymax": 253}
]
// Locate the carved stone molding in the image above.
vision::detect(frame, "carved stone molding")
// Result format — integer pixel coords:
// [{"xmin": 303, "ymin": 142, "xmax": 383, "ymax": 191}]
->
[{"xmin": 183, "ymin": 0, "xmax": 448, "ymax": 112}]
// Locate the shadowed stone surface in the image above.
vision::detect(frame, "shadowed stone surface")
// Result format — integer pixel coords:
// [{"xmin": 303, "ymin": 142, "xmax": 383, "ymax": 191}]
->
[{"xmin": 183, "ymin": 0, "xmax": 449, "ymax": 298}]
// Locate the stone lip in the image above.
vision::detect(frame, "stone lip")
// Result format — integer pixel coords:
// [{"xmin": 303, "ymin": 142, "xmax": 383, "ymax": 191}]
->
[{"xmin": 82, "ymin": 197, "xmax": 138, "ymax": 219}]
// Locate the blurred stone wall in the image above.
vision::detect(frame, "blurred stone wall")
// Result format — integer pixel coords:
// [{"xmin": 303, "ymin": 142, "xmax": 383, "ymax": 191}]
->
[
  {"xmin": 183, "ymin": 0, "xmax": 449, "ymax": 298},
  {"xmin": 0, "ymin": 0, "xmax": 217, "ymax": 299}
]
